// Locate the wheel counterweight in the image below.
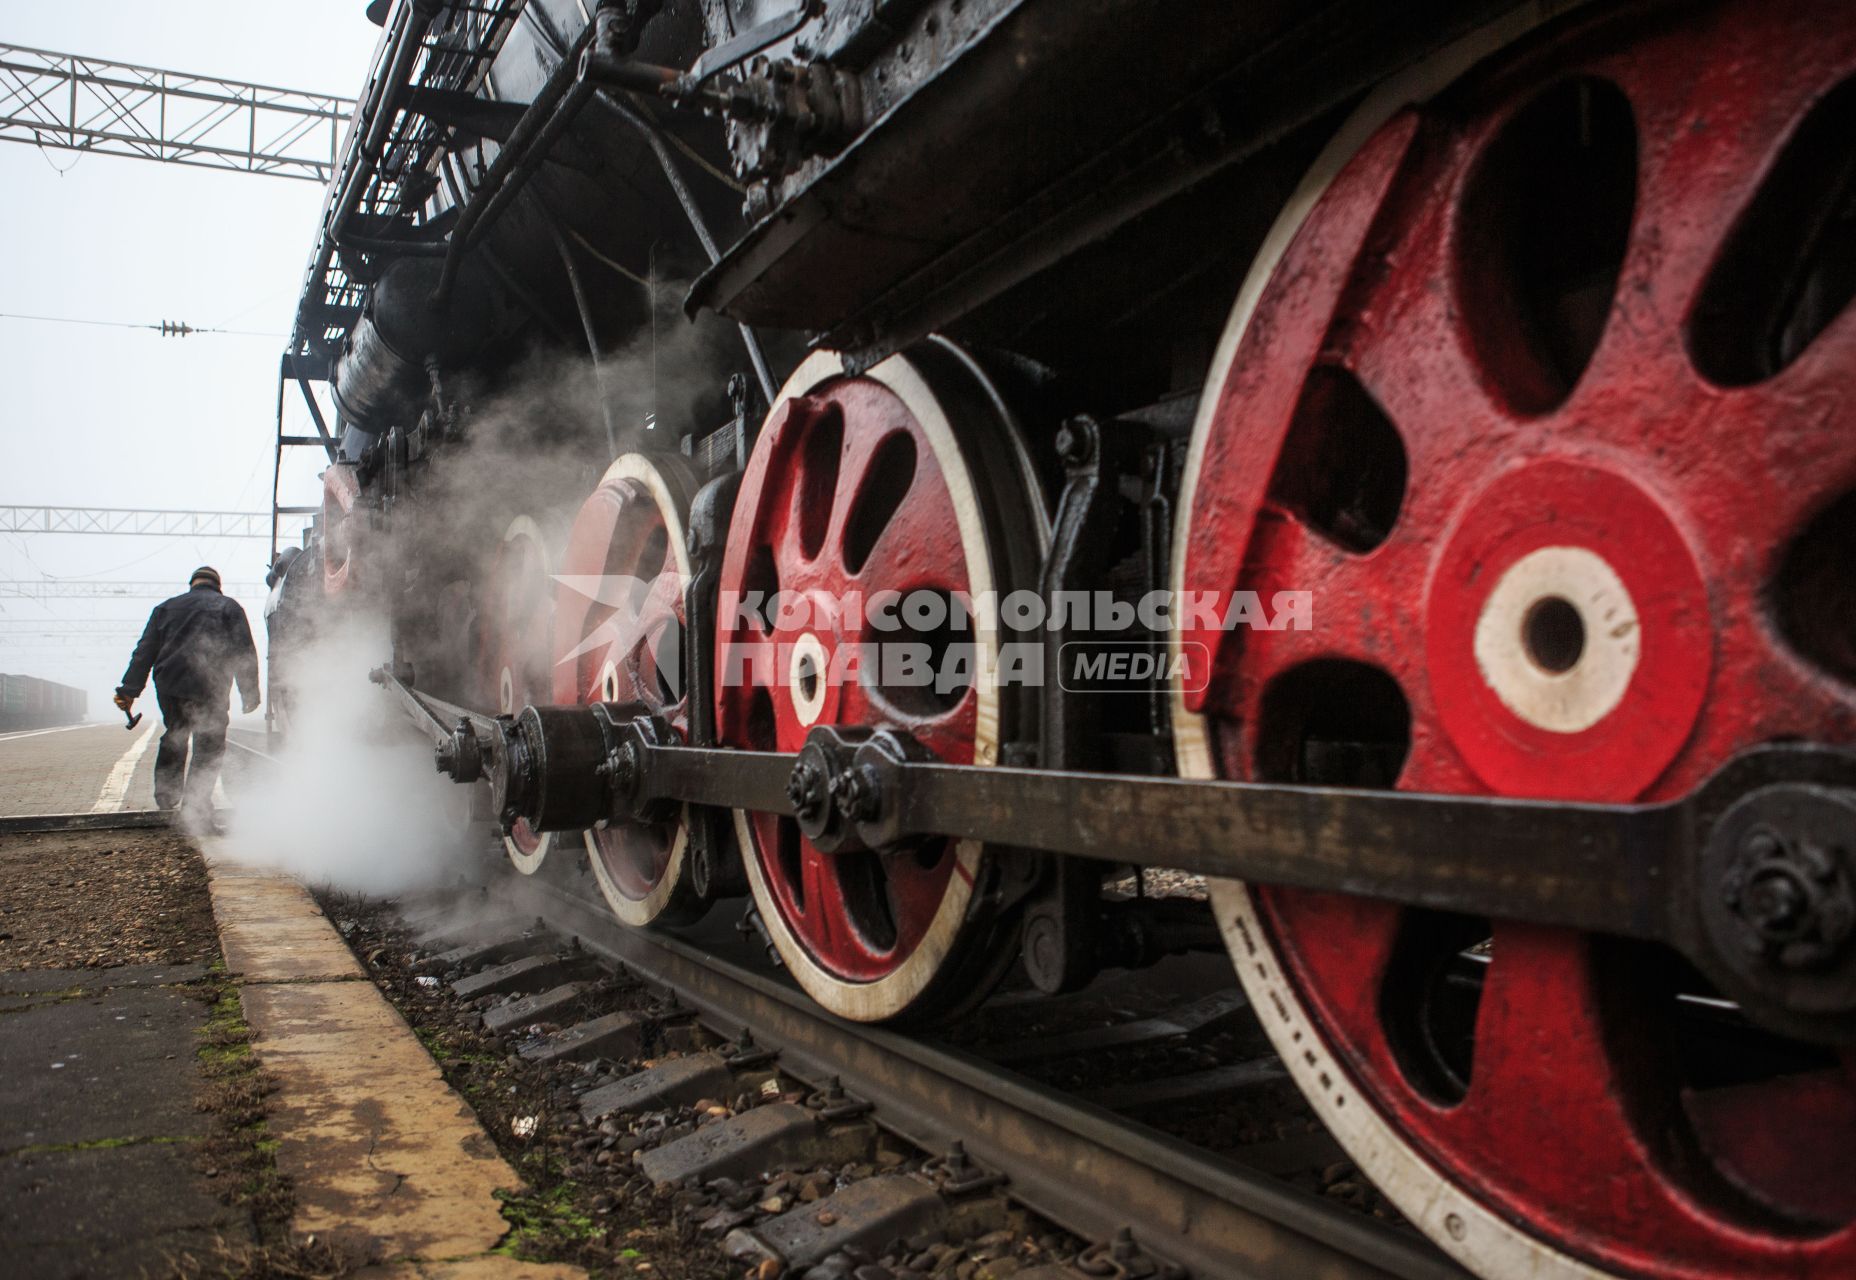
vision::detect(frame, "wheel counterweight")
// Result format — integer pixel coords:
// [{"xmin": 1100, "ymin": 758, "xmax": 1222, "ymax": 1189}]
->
[{"xmin": 1174, "ymin": 2, "xmax": 1856, "ymax": 1275}]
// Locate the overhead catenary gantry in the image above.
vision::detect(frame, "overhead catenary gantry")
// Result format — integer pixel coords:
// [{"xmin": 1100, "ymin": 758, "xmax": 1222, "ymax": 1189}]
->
[
  {"xmin": 0, "ymin": 42, "xmax": 353, "ymax": 183},
  {"xmin": 0, "ymin": 580, "xmax": 265, "ymax": 600},
  {"xmin": 0, "ymin": 506, "xmax": 313, "ymax": 539},
  {"xmin": 0, "ymin": 41, "xmax": 362, "ymax": 572}
]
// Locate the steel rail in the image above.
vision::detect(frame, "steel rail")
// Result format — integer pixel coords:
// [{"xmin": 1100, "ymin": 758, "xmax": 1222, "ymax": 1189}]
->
[
  {"xmin": 524, "ymin": 873, "xmax": 1468, "ymax": 1280},
  {"xmin": 0, "ymin": 809, "xmax": 170, "ymax": 835}
]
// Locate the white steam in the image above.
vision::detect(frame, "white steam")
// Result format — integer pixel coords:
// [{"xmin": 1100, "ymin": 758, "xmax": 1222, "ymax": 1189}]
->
[
  {"xmin": 213, "ymin": 303, "xmax": 767, "ymax": 895},
  {"xmin": 222, "ymin": 613, "xmax": 477, "ymax": 895}
]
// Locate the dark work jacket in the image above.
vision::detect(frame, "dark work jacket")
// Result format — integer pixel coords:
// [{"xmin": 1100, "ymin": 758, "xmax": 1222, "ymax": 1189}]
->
[{"xmin": 118, "ymin": 584, "xmax": 260, "ymax": 708}]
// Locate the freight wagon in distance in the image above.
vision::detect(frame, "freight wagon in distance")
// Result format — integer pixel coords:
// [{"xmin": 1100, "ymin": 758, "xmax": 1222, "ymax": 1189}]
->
[{"xmin": 0, "ymin": 673, "xmax": 88, "ymax": 731}]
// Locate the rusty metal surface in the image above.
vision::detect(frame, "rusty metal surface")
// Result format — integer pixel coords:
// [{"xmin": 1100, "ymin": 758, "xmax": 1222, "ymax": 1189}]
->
[
  {"xmin": 468, "ymin": 679, "xmax": 1856, "ymax": 1037},
  {"xmin": 529, "ymin": 874, "xmax": 1467, "ymax": 1280}
]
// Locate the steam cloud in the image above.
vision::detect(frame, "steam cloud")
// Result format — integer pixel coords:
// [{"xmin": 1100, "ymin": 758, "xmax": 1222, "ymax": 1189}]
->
[
  {"xmin": 216, "ymin": 295, "xmax": 758, "ymax": 894},
  {"xmin": 220, "ymin": 612, "xmax": 476, "ymax": 895}
]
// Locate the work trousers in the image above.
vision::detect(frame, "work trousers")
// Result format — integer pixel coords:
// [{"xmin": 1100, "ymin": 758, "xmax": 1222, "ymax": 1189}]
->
[{"xmin": 153, "ymin": 689, "xmax": 228, "ymax": 812}]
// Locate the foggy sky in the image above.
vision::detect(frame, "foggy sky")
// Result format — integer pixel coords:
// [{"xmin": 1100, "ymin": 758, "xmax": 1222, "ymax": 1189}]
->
[{"xmin": 0, "ymin": 2, "xmax": 381, "ymax": 713}]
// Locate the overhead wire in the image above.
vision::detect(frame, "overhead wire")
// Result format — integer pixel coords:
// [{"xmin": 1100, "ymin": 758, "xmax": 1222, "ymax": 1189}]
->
[{"xmin": 0, "ymin": 311, "xmax": 283, "ymax": 338}]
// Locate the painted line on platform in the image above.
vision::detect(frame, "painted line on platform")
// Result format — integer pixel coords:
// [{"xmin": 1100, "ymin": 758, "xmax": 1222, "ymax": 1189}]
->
[
  {"xmin": 0, "ymin": 723, "xmax": 97, "ymax": 742},
  {"xmin": 91, "ymin": 717, "xmax": 157, "ymax": 813}
]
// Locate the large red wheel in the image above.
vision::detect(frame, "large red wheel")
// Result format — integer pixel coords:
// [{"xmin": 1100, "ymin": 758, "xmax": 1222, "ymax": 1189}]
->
[
  {"xmin": 1175, "ymin": 4, "xmax": 1856, "ymax": 1277},
  {"xmin": 480, "ymin": 513, "xmax": 565, "ymax": 874},
  {"xmin": 555, "ymin": 453, "xmax": 706, "ymax": 927},
  {"xmin": 716, "ymin": 342, "xmax": 1047, "ymax": 1023}
]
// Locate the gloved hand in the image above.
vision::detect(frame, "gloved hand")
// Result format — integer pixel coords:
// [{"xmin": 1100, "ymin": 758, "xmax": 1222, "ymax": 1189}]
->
[
  {"xmin": 113, "ymin": 692, "xmax": 134, "ymax": 714},
  {"xmin": 242, "ymin": 694, "xmax": 261, "ymax": 716}
]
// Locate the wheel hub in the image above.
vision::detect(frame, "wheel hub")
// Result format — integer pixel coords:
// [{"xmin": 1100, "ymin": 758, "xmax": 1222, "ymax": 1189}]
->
[
  {"xmin": 1429, "ymin": 460, "xmax": 1710, "ymax": 798},
  {"xmin": 789, "ymin": 631, "xmax": 829, "ymax": 727}
]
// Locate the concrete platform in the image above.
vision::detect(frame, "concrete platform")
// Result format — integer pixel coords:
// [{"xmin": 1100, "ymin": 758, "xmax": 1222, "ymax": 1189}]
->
[
  {"xmin": 203, "ymin": 848, "xmax": 585, "ymax": 1274},
  {"xmin": 0, "ymin": 723, "xmax": 583, "ymax": 1276},
  {"xmin": 0, "ymin": 717, "xmax": 270, "ymax": 818},
  {"xmin": 0, "ymin": 962, "xmax": 246, "ymax": 1280}
]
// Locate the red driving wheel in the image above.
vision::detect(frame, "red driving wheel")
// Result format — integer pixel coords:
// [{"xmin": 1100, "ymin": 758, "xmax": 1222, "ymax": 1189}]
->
[
  {"xmin": 555, "ymin": 453, "xmax": 705, "ymax": 926},
  {"xmin": 480, "ymin": 513, "xmax": 563, "ymax": 874},
  {"xmin": 1175, "ymin": 3, "xmax": 1856, "ymax": 1276},
  {"xmin": 715, "ymin": 343, "xmax": 1046, "ymax": 1023}
]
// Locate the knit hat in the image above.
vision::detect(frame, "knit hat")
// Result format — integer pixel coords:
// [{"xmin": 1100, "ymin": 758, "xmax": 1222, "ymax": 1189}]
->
[{"xmin": 190, "ymin": 566, "xmax": 222, "ymax": 589}]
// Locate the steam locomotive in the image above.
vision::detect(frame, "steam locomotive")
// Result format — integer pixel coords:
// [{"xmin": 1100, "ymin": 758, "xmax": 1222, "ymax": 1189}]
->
[{"xmin": 271, "ymin": 1, "xmax": 1856, "ymax": 1274}]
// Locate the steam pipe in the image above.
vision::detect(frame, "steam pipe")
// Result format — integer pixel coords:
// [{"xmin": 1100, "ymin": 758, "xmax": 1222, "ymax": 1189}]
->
[
  {"xmin": 592, "ymin": 90, "xmax": 776, "ymax": 404},
  {"xmin": 334, "ymin": 0, "xmax": 443, "ymax": 229},
  {"xmin": 441, "ymin": 156, "xmax": 578, "ymax": 348},
  {"xmin": 438, "ymin": 0, "xmax": 776, "ymax": 404},
  {"xmin": 291, "ymin": 0, "xmax": 440, "ymax": 354}
]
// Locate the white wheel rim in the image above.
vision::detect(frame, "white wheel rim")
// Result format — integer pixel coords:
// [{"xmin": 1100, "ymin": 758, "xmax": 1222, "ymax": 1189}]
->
[
  {"xmin": 499, "ymin": 513, "xmax": 556, "ymax": 875},
  {"xmin": 581, "ymin": 453, "xmax": 695, "ymax": 927}
]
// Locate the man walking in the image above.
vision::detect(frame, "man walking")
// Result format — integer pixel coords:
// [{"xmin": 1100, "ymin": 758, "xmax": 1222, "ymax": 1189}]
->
[{"xmin": 114, "ymin": 567, "xmax": 261, "ymax": 821}]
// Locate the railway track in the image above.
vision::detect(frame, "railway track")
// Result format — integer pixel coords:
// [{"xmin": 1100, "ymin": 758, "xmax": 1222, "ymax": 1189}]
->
[{"xmin": 367, "ymin": 854, "xmax": 1468, "ymax": 1280}]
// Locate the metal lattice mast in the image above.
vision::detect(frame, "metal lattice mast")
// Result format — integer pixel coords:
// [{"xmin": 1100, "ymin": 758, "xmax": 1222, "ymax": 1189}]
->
[{"xmin": 0, "ymin": 43, "xmax": 354, "ymax": 183}]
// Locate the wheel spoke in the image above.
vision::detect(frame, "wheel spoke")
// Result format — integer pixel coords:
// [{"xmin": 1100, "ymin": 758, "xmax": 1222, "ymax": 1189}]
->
[
  {"xmin": 1223, "ymin": 505, "xmax": 1428, "ymax": 685},
  {"xmin": 1586, "ymin": 7, "xmax": 1856, "ymax": 391},
  {"xmin": 1181, "ymin": 112, "xmax": 1424, "ymax": 711}
]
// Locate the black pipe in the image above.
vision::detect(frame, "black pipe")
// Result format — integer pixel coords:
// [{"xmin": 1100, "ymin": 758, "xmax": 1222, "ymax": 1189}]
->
[
  {"xmin": 534, "ymin": 196, "xmax": 623, "ymax": 456},
  {"xmin": 436, "ymin": 2, "xmax": 776, "ymax": 403},
  {"xmin": 592, "ymin": 90, "xmax": 776, "ymax": 403},
  {"xmin": 292, "ymin": 0, "xmax": 441, "ymax": 352},
  {"xmin": 432, "ymin": 21, "xmax": 599, "ymax": 303}
]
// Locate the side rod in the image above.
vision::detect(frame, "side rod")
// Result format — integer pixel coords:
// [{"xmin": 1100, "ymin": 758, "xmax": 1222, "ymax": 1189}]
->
[{"xmin": 645, "ymin": 740, "xmax": 1691, "ymax": 943}]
